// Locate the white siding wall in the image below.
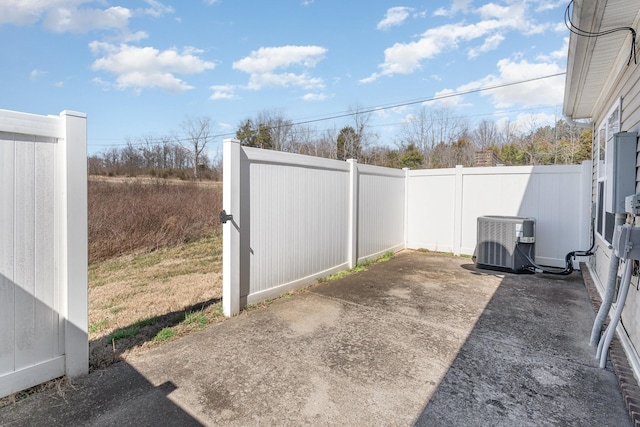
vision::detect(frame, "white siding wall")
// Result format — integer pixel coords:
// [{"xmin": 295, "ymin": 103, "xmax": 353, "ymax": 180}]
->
[
  {"xmin": 0, "ymin": 110, "xmax": 87, "ymax": 398},
  {"xmin": 588, "ymin": 54, "xmax": 640, "ymax": 374}
]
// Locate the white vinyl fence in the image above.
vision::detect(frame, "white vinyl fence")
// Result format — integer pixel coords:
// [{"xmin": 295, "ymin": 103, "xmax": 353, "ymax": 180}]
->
[
  {"xmin": 222, "ymin": 139, "xmax": 592, "ymax": 316},
  {"xmin": 0, "ymin": 110, "xmax": 88, "ymax": 398},
  {"xmin": 222, "ymin": 140, "xmax": 406, "ymax": 316},
  {"xmin": 406, "ymin": 162, "xmax": 593, "ymax": 266}
]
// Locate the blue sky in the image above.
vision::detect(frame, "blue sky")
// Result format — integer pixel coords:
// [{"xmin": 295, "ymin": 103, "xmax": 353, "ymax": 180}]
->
[{"xmin": 0, "ymin": 0, "xmax": 569, "ymax": 156}]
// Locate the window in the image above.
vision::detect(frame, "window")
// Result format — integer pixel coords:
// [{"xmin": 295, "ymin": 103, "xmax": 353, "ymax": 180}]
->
[
  {"xmin": 598, "ymin": 128, "xmax": 606, "ymax": 179},
  {"xmin": 596, "ymin": 100, "xmax": 622, "ymax": 243}
]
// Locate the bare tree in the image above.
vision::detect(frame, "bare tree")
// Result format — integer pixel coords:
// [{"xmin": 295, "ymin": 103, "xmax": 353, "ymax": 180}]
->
[
  {"xmin": 497, "ymin": 119, "xmax": 517, "ymax": 146},
  {"xmin": 400, "ymin": 108, "xmax": 433, "ymax": 159},
  {"xmin": 179, "ymin": 116, "xmax": 214, "ymax": 179},
  {"xmin": 472, "ymin": 119, "xmax": 499, "ymax": 150},
  {"xmin": 258, "ymin": 109, "xmax": 294, "ymax": 152},
  {"xmin": 122, "ymin": 139, "xmax": 143, "ymax": 175},
  {"xmin": 336, "ymin": 126, "xmax": 361, "ymax": 160},
  {"xmin": 348, "ymin": 105, "xmax": 378, "ymax": 161},
  {"xmin": 400, "ymin": 107, "xmax": 468, "ymax": 168}
]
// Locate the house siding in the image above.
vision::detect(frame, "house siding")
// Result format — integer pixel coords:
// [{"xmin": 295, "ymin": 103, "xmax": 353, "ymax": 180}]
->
[{"xmin": 590, "ymin": 58, "xmax": 640, "ymax": 360}]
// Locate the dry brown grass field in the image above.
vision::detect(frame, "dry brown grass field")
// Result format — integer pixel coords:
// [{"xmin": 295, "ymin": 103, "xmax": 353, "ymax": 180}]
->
[{"xmin": 87, "ymin": 177, "xmax": 224, "ymax": 370}]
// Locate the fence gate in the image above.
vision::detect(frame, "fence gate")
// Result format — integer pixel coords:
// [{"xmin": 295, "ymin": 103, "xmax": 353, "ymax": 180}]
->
[{"xmin": 0, "ymin": 110, "xmax": 88, "ymax": 398}]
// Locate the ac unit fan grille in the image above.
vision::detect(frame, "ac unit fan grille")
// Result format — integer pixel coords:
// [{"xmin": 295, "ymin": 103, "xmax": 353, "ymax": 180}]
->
[{"xmin": 476, "ymin": 216, "xmax": 535, "ymax": 273}]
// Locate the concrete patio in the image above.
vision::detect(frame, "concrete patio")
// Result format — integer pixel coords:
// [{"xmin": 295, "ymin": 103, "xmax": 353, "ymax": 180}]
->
[{"xmin": 0, "ymin": 250, "xmax": 633, "ymax": 426}]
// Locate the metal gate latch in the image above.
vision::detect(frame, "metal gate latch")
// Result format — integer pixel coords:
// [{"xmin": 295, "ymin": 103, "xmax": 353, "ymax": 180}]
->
[{"xmin": 219, "ymin": 210, "xmax": 233, "ymax": 224}]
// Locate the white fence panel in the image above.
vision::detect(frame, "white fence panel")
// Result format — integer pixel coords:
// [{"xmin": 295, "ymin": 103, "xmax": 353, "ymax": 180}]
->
[
  {"xmin": 0, "ymin": 110, "xmax": 87, "ymax": 398},
  {"xmin": 223, "ymin": 139, "xmax": 592, "ymax": 316},
  {"xmin": 407, "ymin": 162, "xmax": 592, "ymax": 267},
  {"xmin": 407, "ymin": 169, "xmax": 457, "ymax": 253},
  {"xmin": 248, "ymin": 150, "xmax": 350, "ymax": 302},
  {"xmin": 0, "ymin": 133, "xmax": 16, "ymax": 378},
  {"xmin": 222, "ymin": 141, "xmax": 407, "ymax": 316},
  {"xmin": 357, "ymin": 164, "xmax": 405, "ymax": 261}
]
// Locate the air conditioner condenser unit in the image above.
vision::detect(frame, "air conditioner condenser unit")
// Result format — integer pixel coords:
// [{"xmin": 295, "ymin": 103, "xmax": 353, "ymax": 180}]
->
[{"xmin": 475, "ymin": 216, "xmax": 535, "ymax": 273}]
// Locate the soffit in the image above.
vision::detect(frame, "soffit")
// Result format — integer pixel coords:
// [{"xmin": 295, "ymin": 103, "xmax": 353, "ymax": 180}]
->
[{"xmin": 563, "ymin": 0, "xmax": 640, "ymax": 120}]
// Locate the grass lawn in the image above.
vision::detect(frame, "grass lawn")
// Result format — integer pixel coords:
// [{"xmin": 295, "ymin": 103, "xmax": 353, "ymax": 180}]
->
[{"xmin": 88, "ymin": 234, "xmax": 224, "ymax": 370}]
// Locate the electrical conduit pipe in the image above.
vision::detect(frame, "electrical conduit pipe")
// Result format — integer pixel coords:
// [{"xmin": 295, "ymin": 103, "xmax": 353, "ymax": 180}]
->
[
  {"xmin": 596, "ymin": 223, "xmax": 640, "ymax": 368},
  {"xmin": 590, "ymin": 214, "xmax": 626, "ymax": 346}
]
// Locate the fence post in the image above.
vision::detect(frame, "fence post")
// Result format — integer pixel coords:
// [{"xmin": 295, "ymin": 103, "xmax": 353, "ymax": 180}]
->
[
  {"xmin": 223, "ymin": 139, "xmax": 241, "ymax": 317},
  {"xmin": 453, "ymin": 165, "xmax": 464, "ymax": 256},
  {"xmin": 59, "ymin": 111, "xmax": 88, "ymax": 377},
  {"xmin": 403, "ymin": 168, "xmax": 410, "ymax": 249},
  {"xmin": 348, "ymin": 159, "xmax": 358, "ymax": 269}
]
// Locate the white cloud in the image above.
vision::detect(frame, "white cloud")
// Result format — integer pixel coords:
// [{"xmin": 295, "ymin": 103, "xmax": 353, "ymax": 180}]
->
[
  {"xmin": 402, "ymin": 112, "xmax": 418, "ymax": 124},
  {"xmin": 537, "ymin": 37, "xmax": 568, "ymax": 61},
  {"xmin": 377, "ymin": 7, "xmax": 413, "ymax": 30},
  {"xmin": 44, "ymin": 5, "xmax": 131, "ymax": 33},
  {"xmin": 361, "ymin": 22, "xmax": 491, "ymax": 82},
  {"xmin": 121, "ymin": 30, "xmax": 149, "ymax": 43},
  {"xmin": 30, "ymin": 69, "xmax": 46, "ymax": 80},
  {"xmin": 433, "ymin": 0, "xmax": 472, "ymax": 17},
  {"xmin": 0, "ymin": 1, "xmax": 136, "ymax": 33},
  {"xmin": 535, "ymin": 0, "xmax": 566, "ymax": 12},
  {"xmin": 496, "ymin": 112, "xmax": 558, "ymax": 135},
  {"xmin": 142, "ymin": 0, "xmax": 174, "ymax": 18},
  {"xmin": 423, "ymin": 88, "xmax": 465, "ymax": 109},
  {"xmin": 233, "ymin": 45, "xmax": 327, "ymax": 90},
  {"xmin": 209, "ymin": 84, "xmax": 238, "ymax": 100},
  {"xmin": 468, "ymin": 33, "xmax": 505, "ymax": 58},
  {"xmin": 362, "ymin": 3, "xmax": 549, "ymax": 83},
  {"xmin": 233, "ymin": 45, "xmax": 326, "ymax": 73},
  {"xmin": 0, "ymin": 0, "xmax": 67, "ymax": 25},
  {"xmin": 91, "ymin": 76, "xmax": 111, "ymax": 91},
  {"xmin": 0, "ymin": 0, "xmax": 172, "ymax": 34},
  {"xmin": 90, "ymin": 42, "xmax": 215, "ymax": 93},
  {"xmin": 453, "ymin": 58, "xmax": 565, "ymax": 109},
  {"xmin": 432, "ymin": 8, "xmax": 448, "ymax": 17},
  {"xmin": 302, "ymin": 92, "xmax": 328, "ymax": 101}
]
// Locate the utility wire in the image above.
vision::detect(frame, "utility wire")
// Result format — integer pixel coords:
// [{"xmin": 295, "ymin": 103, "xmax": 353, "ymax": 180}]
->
[
  {"xmin": 89, "ymin": 72, "xmax": 567, "ymax": 148},
  {"xmin": 564, "ymin": 0, "xmax": 637, "ymax": 65}
]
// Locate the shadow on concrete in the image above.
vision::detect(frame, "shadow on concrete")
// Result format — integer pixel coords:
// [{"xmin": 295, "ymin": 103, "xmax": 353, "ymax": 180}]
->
[
  {"xmin": 89, "ymin": 297, "xmax": 221, "ymax": 371},
  {"xmin": 414, "ymin": 263, "xmax": 629, "ymax": 426},
  {"xmin": 0, "ymin": 272, "xmax": 205, "ymax": 426},
  {"xmin": 0, "ymin": 360, "xmax": 204, "ymax": 426}
]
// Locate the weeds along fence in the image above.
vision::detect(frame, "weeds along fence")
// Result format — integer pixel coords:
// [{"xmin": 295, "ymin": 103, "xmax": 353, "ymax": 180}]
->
[
  {"xmin": 0, "ymin": 110, "xmax": 88, "ymax": 398},
  {"xmin": 223, "ymin": 138, "xmax": 592, "ymax": 316}
]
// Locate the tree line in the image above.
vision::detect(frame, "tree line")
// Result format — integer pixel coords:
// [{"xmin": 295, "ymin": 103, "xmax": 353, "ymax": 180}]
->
[
  {"xmin": 88, "ymin": 117, "xmax": 221, "ymax": 180},
  {"xmin": 88, "ymin": 108, "xmax": 592, "ymax": 179}
]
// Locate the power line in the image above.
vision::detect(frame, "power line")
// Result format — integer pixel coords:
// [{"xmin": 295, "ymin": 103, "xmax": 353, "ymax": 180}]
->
[
  {"xmin": 89, "ymin": 72, "xmax": 567, "ymax": 148},
  {"xmin": 290, "ymin": 72, "xmax": 566, "ymax": 126}
]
